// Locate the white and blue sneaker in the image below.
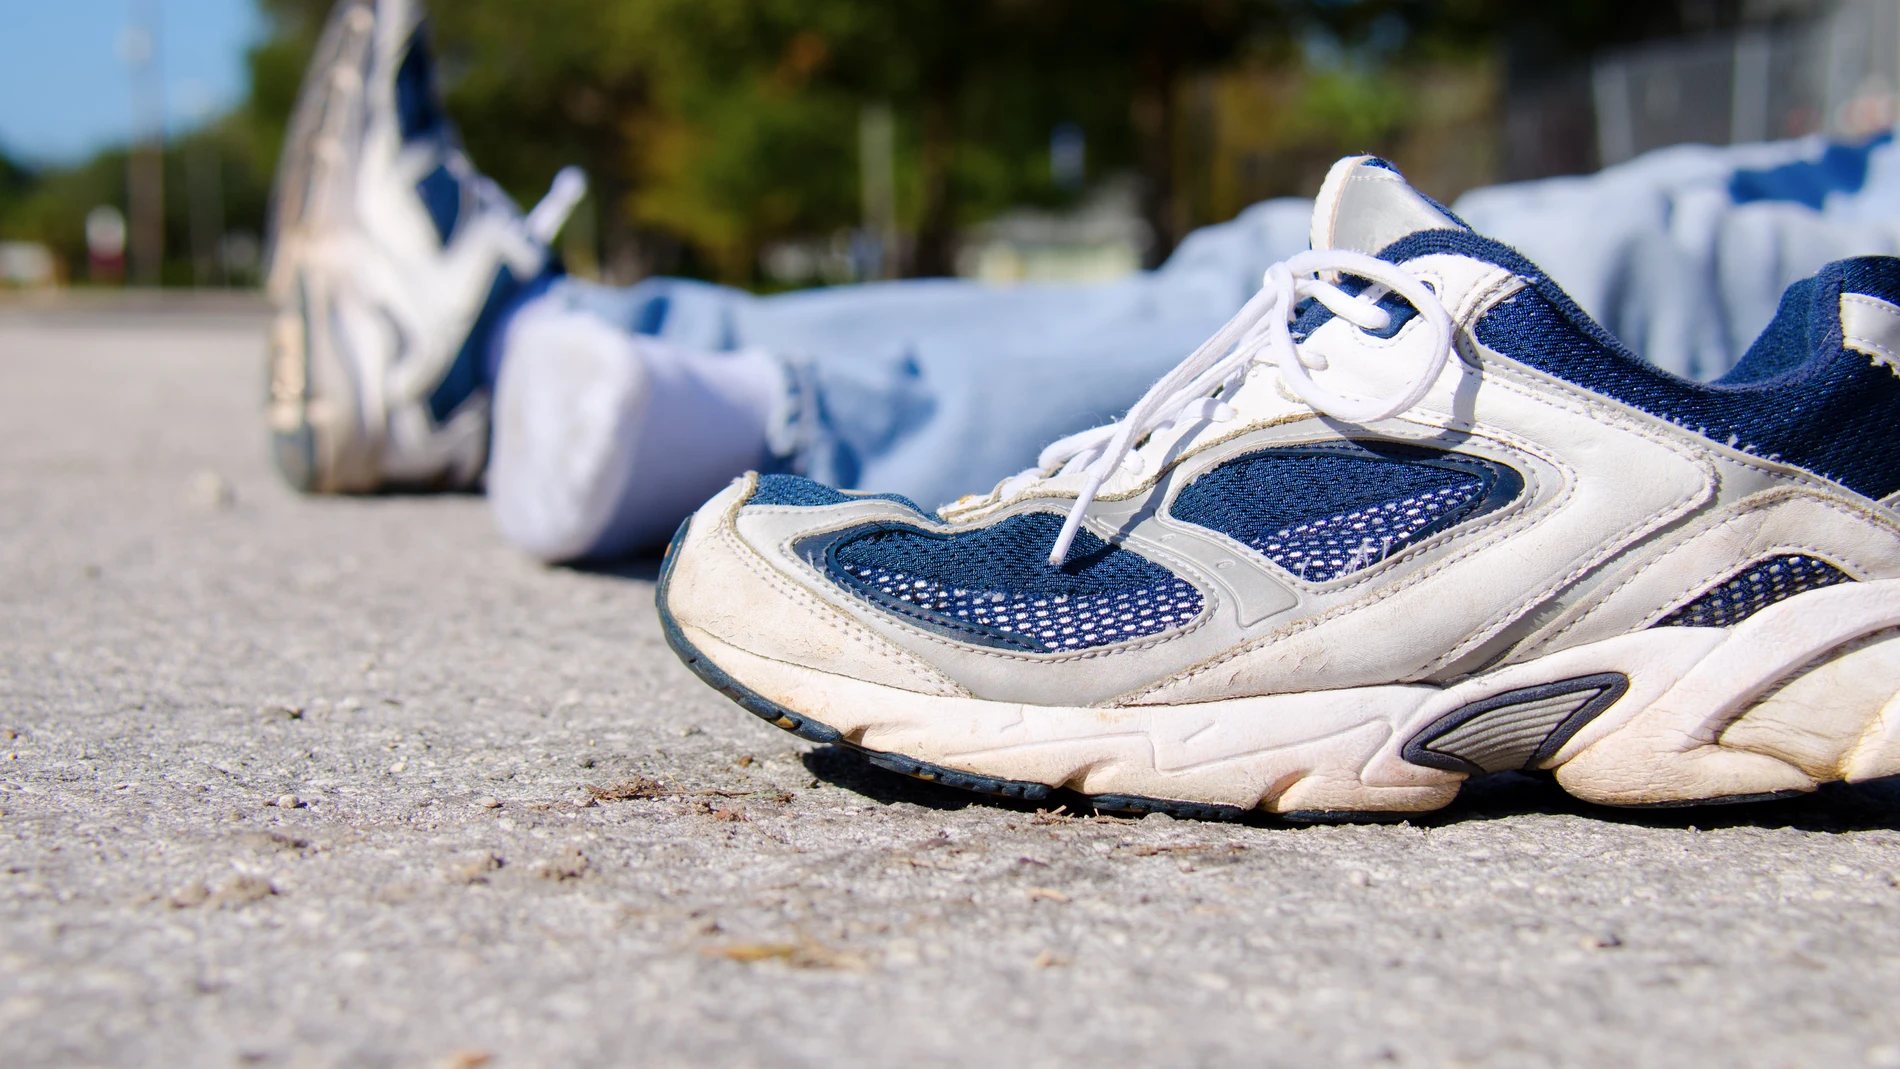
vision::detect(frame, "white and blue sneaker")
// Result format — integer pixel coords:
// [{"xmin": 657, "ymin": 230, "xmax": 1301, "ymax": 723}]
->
[
  {"xmin": 657, "ymin": 155, "xmax": 1900, "ymax": 820},
  {"xmin": 264, "ymin": 0, "xmax": 583, "ymax": 492}
]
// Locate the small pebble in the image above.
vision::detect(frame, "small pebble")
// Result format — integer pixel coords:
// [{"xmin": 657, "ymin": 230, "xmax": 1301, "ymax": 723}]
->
[
  {"xmin": 209, "ymin": 874, "xmax": 277, "ymax": 906},
  {"xmin": 167, "ymin": 882, "xmax": 210, "ymax": 909},
  {"xmin": 184, "ymin": 469, "xmax": 236, "ymax": 511},
  {"xmin": 273, "ymin": 794, "xmax": 303, "ymax": 809},
  {"xmin": 473, "ymin": 796, "xmax": 502, "ymax": 809},
  {"xmin": 535, "ymin": 845, "xmax": 589, "ymax": 882},
  {"xmin": 441, "ymin": 852, "xmax": 503, "ymax": 885}
]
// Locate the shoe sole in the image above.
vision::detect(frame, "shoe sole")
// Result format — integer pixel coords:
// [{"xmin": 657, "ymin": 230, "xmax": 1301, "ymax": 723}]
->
[
  {"xmin": 264, "ymin": 0, "xmax": 382, "ymax": 493},
  {"xmin": 656, "ymin": 521, "xmax": 1900, "ymax": 821}
]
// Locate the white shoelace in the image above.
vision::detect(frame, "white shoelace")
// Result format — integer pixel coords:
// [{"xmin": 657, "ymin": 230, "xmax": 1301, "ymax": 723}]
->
[
  {"xmin": 490, "ymin": 165, "xmax": 589, "ymax": 275},
  {"xmin": 1033, "ymin": 249, "xmax": 1455, "ymax": 567},
  {"xmin": 524, "ymin": 166, "xmax": 589, "ymax": 246}
]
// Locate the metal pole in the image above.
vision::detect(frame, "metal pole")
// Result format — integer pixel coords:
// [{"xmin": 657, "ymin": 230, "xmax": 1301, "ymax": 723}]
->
[
  {"xmin": 184, "ymin": 90, "xmax": 224, "ymax": 287},
  {"xmin": 859, "ymin": 103, "xmax": 897, "ymax": 280},
  {"xmin": 1731, "ymin": 30, "xmax": 1772, "ymax": 145},
  {"xmin": 1592, "ymin": 58, "xmax": 1636, "ymax": 167},
  {"xmin": 123, "ymin": 0, "xmax": 166, "ymax": 287}
]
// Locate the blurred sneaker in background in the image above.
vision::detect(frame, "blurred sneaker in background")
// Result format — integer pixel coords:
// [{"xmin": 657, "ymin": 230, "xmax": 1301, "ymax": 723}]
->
[
  {"xmin": 659, "ymin": 155, "xmax": 1900, "ymax": 821},
  {"xmin": 264, "ymin": 0, "xmax": 583, "ymax": 492}
]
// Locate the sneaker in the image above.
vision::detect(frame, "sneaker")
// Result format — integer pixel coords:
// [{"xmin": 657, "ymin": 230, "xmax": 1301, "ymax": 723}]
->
[
  {"xmin": 264, "ymin": 0, "xmax": 584, "ymax": 492},
  {"xmin": 656, "ymin": 154, "xmax": 1900, "ymax": 820}
]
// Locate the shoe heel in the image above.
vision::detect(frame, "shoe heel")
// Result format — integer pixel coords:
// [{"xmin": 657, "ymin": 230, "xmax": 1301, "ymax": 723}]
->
[
  {"xmin": 267, "ymin": 306, "xmax": 319, "ymax": 492},
  {"xmin": 1552, "ymin": 581, "xmax": 1900, "ymax": 806},
  {"xmin": 1719, "ymin": 628, "xmax": 1900, "ymax": 784}
]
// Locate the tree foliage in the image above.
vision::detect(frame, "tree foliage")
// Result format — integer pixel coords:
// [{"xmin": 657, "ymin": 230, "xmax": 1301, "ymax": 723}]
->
[{"xmin": 0, "ymin": 0, "xmax": 1770, "ymax": 287}]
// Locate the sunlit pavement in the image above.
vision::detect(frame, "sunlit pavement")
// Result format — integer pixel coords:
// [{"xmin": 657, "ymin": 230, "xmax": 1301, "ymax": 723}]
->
[{"xmin": 3, "ymin": 297, "xmax": 1900, "ymax": 1068}]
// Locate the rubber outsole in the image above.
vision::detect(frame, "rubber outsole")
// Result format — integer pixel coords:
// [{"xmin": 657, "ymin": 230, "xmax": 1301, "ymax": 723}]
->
[{"xmin": 1610, "ymin": 789, "xmax": 1813, "ymax": 809}]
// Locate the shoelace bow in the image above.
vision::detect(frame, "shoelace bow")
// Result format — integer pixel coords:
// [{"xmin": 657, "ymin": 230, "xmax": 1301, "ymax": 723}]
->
[{"xmin": 1033, "ymin": 248, "xmax": 1455, "ymax": 567}]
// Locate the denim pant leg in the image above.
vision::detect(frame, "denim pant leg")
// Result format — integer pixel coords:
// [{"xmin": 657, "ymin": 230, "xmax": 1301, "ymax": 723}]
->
[
  {"xmin": 517, "ymin": 200, "xmax": 1310, "ymax": 514},
  {"xmin": 1450, "ymin": 132, "xmax": 1900, "ymax": 380},
  {"xmin": 732, "ymin": 198, "xmax": 1313, "ymax": 508}
]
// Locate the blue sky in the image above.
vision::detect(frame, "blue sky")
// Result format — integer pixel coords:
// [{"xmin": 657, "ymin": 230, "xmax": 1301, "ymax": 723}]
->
[{"xmin": 0, "ymin": 0, "xmax": 264, "ymax": 164}]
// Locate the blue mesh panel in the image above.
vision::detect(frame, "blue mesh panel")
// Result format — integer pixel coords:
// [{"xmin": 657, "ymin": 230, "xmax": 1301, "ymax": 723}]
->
[
  {"xmin": 393, "ymin": 27, "xmax": 446, "ymax": 142},
  {"xmin": 415, "ymin": 165, "xmax": 461, "ymax": 244},
  {"xmin": 1379, "ymin": 229, "xmax": 1900, "ymax": 500},
  {"xmin": 1654, "ymin": 555, "xmax": 1851, "ymax": 628},
  {"xmin": 748, "ymin": 474, "xmax": 923, "ymax": 513},
  {"xmin": 1171, "ymin": 447, "xmax": 1513, "ymax": 582},
  {"xmin": 822, "ymin": 513, "xmax": 1203, "ymax": 652}
]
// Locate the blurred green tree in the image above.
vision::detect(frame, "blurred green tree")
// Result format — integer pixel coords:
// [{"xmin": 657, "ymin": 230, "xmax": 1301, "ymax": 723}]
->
[
  {"xmin": 0, "ymin": 0, "xmax": 1778, "ymax": 288},
  {"xmin": 247, "ymin": 0, "xmax": 1271, "ymax": 279}
]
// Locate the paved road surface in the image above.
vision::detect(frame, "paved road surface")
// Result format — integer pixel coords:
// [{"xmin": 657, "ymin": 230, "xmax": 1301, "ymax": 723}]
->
[{"xmin": 4, "ymin": 301, "xmax": 1900, "ymax": 1068}]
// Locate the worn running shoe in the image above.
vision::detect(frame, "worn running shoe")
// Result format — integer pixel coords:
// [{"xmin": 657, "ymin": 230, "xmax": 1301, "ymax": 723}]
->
[
  {"xmin": 657, "ymin": 155, "xmax": 1900, "ymax": 819},
  {"xmin": 265, "ymin": 0, "xmax": 583, "ymax": 492}
]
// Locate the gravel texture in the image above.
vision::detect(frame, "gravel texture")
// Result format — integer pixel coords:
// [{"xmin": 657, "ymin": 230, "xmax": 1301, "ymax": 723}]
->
[{"xmin": 4, "ymin": 303, "xmax": 1900, "ymax": 1068}]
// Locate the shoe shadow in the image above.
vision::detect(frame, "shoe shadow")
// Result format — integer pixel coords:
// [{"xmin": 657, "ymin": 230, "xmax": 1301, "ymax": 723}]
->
[
  {"xmin": 1421, "ymin": 770, "xmax": 1900, "ymax": 834},
  {"xmin": 800, "ymin": 746, "xmax": 1050, "ymax": 815},
  {"xmin": 566, "ymin": 550, "xmax": 666, "ymax": 583},
  {"xmin": 802, "ymin": 748, "xmax": 1900, "ymax": 833}
]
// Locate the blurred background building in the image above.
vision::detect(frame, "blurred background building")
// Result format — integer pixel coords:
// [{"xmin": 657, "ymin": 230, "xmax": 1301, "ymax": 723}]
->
[
  {"xmin": 1591, "ymin": 0, "xmax": 1897, "ymax": 168},
  {"xmin": 2, "ymin": 0, "xmax": 1897, "ymax": 291}
]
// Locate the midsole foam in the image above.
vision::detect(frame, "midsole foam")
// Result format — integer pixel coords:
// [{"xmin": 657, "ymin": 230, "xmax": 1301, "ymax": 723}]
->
[{"xmin": 678, "ymin": 578, "xmax": 1900, "ymax": 810}]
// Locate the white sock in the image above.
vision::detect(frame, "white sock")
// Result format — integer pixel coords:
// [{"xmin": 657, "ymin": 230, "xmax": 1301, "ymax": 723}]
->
[{"xmin": 488, "ymin": 298, "xmax": 784, "ymax": 561}]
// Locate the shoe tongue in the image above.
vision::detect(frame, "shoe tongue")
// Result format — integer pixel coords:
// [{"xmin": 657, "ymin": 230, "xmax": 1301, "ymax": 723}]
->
[{"xmin": 1309, "ymin": 155, "xmax": 1465, "ymax": 256}]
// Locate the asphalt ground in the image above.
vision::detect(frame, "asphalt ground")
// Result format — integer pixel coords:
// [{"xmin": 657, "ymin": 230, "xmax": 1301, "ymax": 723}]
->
[{"xmin": 4, "ymin": 300, "xmax": 1900, "ymax": 1068}]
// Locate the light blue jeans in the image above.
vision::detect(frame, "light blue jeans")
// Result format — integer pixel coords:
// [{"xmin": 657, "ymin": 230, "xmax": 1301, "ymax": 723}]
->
[
  {"xmin": 500, "ymin": 130, "xmax": 1900, "ymax": 558},
  {"xmin": 531, "ymin": 197, "xmax": 1312, "ymax": 518}
]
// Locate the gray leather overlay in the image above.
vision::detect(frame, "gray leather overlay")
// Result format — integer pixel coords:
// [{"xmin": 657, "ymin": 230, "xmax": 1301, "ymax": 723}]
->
[
  {"xmin": 733, "ymin": 421, "xmax": 1560, "ymax": 706},
  {"xmin": 1403, "ymin": 673, "xmax": 1628, "ymax": 775}
]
